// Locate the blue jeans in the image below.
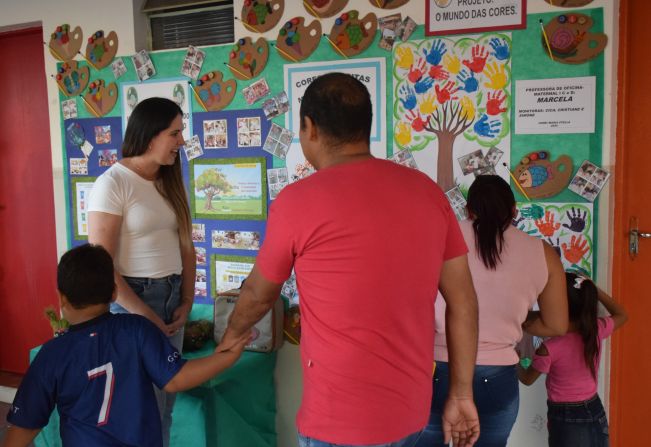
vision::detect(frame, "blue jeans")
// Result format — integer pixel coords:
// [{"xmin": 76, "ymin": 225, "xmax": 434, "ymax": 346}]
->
[
  {"xmin": 547, "ymin": 394, "xmax": 609, "ymax": 447},
  {"xmin": 298, "ymin": 431, "xmax": 422, "ymax": 447},
  {"xmin": 111, "ymin": 274, "xmax": 184, "ymax": 447},
  {"xmin": 416, "ymin": 362, "xmax": 519, "ymax": 447}
]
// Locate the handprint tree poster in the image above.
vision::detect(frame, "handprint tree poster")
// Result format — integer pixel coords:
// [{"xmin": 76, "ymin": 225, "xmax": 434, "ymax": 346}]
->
[
  {"xmin": 393, "ymin": 33, "xmax": 512, "ymax": 192},
  {"xmin": 515, "ymin": 202, "xmax": 593, "ymax": 277}
]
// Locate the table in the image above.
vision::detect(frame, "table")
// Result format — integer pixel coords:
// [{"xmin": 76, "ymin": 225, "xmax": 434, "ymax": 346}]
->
[{"xmin": 30, "ymin": 306, "xmax": 277, "ymax": 447}]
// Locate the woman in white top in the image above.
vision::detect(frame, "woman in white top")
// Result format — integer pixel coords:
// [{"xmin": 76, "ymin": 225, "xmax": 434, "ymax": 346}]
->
[{"xmin": 88, "ymin": 97, "xmax": 195, "ymax": 447}]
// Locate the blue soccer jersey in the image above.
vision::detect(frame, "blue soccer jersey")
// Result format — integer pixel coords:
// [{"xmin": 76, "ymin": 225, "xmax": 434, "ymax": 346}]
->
[{"xmin": 7, "ymin": 312, "xmax": 186, "ymax": 446}]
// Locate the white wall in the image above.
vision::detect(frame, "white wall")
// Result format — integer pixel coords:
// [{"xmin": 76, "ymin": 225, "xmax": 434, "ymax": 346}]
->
[{"xmin": 1, "ymin": 1, "xmax": 619, "ymax": 446}]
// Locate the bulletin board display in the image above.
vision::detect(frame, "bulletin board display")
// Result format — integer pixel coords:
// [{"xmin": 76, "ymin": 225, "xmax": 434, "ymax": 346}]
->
[{"xmin": 59, "ymin": 28, "xmax": 394, "ymax": 306}]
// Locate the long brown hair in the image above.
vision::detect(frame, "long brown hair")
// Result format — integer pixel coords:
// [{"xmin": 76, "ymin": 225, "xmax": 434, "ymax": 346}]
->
[
  {"xmin": 121, "ymin": 97, "xmax": 192, "ymax": 249},
  {"xmin": 466, "ymin": 175, "xmax": 515, "ymax": 269},
  {"xmin": 566, "ymin": 271, "xmax": 600, "ymax": 379}
]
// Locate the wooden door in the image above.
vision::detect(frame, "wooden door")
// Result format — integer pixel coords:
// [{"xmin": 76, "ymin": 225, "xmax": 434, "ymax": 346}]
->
[
  {"xmin": 611, "ymin": 1, "xmax": 651, "ymax": 445},
  {"xmin": 0, "ymin": 28, "xmax": 58, "ymax": 373}
]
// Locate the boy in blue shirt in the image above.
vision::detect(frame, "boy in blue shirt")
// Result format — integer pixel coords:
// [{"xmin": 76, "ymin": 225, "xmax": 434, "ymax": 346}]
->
[{"xmin": 3, "ymin": 244, "xmax": 248, "ymax": 447}]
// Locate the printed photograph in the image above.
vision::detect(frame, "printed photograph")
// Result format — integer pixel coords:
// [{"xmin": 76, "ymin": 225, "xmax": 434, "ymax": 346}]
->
[
  {"xmin": 98, "ymin": 149, "xmax": 118, "ymax": 167},
  {"xmin": 484, "ymin": 147, "xmax": 504, "ymax": 166},
  {"xmin": 203, "ymin": 119, "xmax": 228, "ymax": 149},
  {"xmin": 237, "ymin": 117, "xmax": 262, "ymax": 147},
  {"xmin": 196, "ymin": 247, "xmax": 207, "ymax": 265},
  {"xmin": 62, "ymin": 99, "xmax": 78, "ymax": 120},
  {"xmin": 242, "ymin": 78, "xmax": 270, "ymax": 105},
  {"xmin": 69, "ymin": 158, "xmax": 88, "ymax": 175},
  {"xmin": 262, "ymin": 91, "xmax": 290, "ymax": 120},
  {"xmin": 267, "ymin": 167, "xmax": 290, "ymax": 200},
  {"xmin": 378, "ymin": 13, "xmax": 402, "ymax": 51},
  {"xmin": 389, "ymin": 148, "xmax": 418, "ymax": 169},
  {"xmin": 111, "ymin": 58, "xmax": 127, "ymax": 79},
  {"xmin": 131, "ymin": 49, "xmax": 156, "ymax": 81},
  {"xmin": 262, "ymin": 123, "xmax": 294, "ymax": 159},
  {"xmin": 458, "ymin": 149, "xmax": 489, "ymax": 175},
  {"xmin": 192, "ymin": 223, "xmax": 206, "ymax": 243},
  {"xmin": 212, "ymin": 230, "xmax": 261, "ymax": 250},
  {"xmin": 184, "ymin": 135, "xmax": 204, "ymax": 161},
  {"xmin": 180, "ymin": 45, "xmax": 206, "ymax": 80},
  {"xmin": 94, "ymin": 125, "xmax": 112, "ymax": 144}
]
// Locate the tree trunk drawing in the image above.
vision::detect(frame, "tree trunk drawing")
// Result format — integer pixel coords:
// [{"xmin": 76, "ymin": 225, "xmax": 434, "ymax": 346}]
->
[
  {"xmin": 204, "ymin": 191, "xmax": 215, "ymax": 210},
  {"xmin": 424, "ymin": 102, "xmax": 473, "ymax": 192}
]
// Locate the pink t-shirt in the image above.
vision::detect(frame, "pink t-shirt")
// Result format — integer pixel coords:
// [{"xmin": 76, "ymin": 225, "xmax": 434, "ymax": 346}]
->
[
  {"xmin": 435, "ymin": 220, "xmax": 548, "ymax": 365},
  {"xmin": 533, "ymin": 317, "xmax": 615, "ymax": 402},
  {"xmin": 256, "ymin": 158, "xmax": 467, "ymax": 445}
]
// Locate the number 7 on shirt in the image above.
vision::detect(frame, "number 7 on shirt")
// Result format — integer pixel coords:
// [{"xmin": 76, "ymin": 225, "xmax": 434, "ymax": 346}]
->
[{"xmin": 87, "ymin": 362, "xmax": 115, "ymax": 426}]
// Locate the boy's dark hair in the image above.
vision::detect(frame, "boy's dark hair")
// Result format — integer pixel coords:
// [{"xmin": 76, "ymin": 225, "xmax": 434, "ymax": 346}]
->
[
  {"xmin": 566, "ymin": 271, "xmax": 599, "ymax": 379},
  {"xmin": 57, "ymin": 244, "xmax": 115, "ymax": 308},
  {"xmin": 299, "ymin": 72, "xmax": 372, "ymax": 147},
  {"xmin": 466, "ymin": 175, "xmax": 515, "ymax": 270}
]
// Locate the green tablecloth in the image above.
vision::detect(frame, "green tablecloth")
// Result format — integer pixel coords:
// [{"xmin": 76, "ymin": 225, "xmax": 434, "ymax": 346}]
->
[{"xmin": 30, "ymin": 306, "xmax": 277, "ymax": 447}]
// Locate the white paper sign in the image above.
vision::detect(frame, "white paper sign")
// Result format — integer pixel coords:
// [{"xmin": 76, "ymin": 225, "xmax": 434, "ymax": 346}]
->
[
  {"xmin": 515, "ymin": 76, "xmax": 596, "ymax": 135},
  {"xmin": 75, "ymin": 181, "xmax": 95, "ymax": 237},
  {"xmin": 120, "ymin": 78, "xmax": 192, "ymax": 140},
  {"xmin": 426, "ymin": 0, "xmax": 525, "ymax": 36},
  {"xmin": 284, "ymin": 57, "xmax": 386, "ymax": 150}
]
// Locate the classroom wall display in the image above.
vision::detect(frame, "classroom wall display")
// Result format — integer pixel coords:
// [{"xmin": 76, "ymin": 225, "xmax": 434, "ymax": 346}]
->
[
  {"xmin": 84, "ymin": 30, "xmax": 118, "ymax": 69},
  {"xmin": 393, "ymin": 33, "xmax": 512, "ymax": 192},
  {"xmin": 514, "ymin": 202, "xmax": 593, "ymax": 277},
  {"xmin": 328, "ymin": 10, "xmax": 378, "ymax": 57},
  {"xmin": 542, "ymin": 13, "xmax": 607, "ymax": 64},
  {"xmin": 426, "ymin": 0, "xmax": 526, "ymax": 36},
  {"xmin": 120, "ymin": 78, "xmax": 192, "ymax": 140},
  {"xmin": 48, "ymin": 24, "xmax": 83, "ymax": 61}
]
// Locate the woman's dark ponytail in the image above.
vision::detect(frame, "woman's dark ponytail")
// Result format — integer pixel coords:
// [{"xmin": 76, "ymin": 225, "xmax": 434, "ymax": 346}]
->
[{"xmin": 466, "ymin": 175, "xmax": 515, "ymax": 270}]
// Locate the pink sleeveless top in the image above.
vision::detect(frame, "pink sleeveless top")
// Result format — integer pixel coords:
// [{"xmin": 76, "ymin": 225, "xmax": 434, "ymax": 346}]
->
[{"xmin": 435, "ymin": 219, "xmax": 548, "ymax": 365}]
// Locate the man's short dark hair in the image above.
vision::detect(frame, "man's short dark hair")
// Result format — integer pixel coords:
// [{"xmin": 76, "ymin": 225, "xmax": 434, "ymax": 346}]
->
[
  {"xmin": 299, "ymin": 72, "xmax": 372, "ymax": 147},
  {"xmin": 57, "ymin": 244, "xmax": 115, "ymax": 308}
]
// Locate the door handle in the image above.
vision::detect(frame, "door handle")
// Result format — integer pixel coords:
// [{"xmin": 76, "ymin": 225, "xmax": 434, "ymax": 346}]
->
[{"xmin": 629, "ymin": 217, "xmax": 651, "ymax": 258}]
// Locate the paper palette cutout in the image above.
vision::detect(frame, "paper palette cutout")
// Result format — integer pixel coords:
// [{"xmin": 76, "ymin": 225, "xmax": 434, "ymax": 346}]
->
[
  {"xmin": 83, "ymin": 79, "xmax": 118, "ymax": 116},
  {"xmin": 55, "ymin": 61, "xmax": 90, "ymax": 97},
  {"xmin": 241, "ymin": 0, "xmax": 285, "ymax": 33},
  {"xmin": 84, "ymin": 30, "xmax": 119, "ymax": 69},
  {"xmin": 48, "ymin": 24, "xmax": 83, "ymax": 62},
  {"xmin": 228, "ymin": 37, "xmax": 269, "ymax": 80},
  {"xmin": 543, "ymin": 0, "xmax": 594, "ymax": 6},
  {"xmin": 514, "ymin": 151, "xmax": 573, "ymax": 199},
  {"xmin": 368, "ymin": 0, "xmax": 410, "ymax": 9},
  {"xmin": 196, "ymin": 71, "xmax": 237, "ymax": 111},
  {"xmin": 276, "ymin": 17, "xmax": 322, "ymax": 62},
  {"xmin": 543, "ymin": 13, "xmax": 607, "ymax": 64},
  {"xmin": 328, "ymin": 10, "xmax": 378, "ymax": 57},
  {"xmin": 303, "ymin": 0, "xmax": 349, "ymax": 18}
]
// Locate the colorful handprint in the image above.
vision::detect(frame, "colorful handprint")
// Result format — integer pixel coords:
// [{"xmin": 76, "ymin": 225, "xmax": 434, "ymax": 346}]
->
[
  {"xmin": 473, "ymin": 113, "xmax": 501, "ymax": 138},
  {"xmin": 423, "ymin": 40, "xmax": 447, "ymax": 66},
  {"xmin": 406, "ymin": 109, "xmax": 429, "ymax": 132},
  {"xmin": 457, "ymin": 69, "xmax": 479, "ymax": 93},
  {"xmin": 434, "ymin": 81, "xmax": 459, "ymax": 104},
  {"xmin": 462, "ymin": 45, "xmax": 489, "ymax": 74},
  {"xmin": 535, "ymin": 210, "xmax": 561, "ymax": 237},
  {"xmin": 419, "ymin": 93, "xmax": 437, "ymax": 115},
  {"xmin": 484, "ymin": 62, "xmax": 508, "ymax": 90},
  {"xmin": 489, "ymin": 38, "xmax": 510, "ymax": 61},
  {"xmin": 399, "ymin": 85, "xmax": 417, "ymax": 110},
  {"xmin": 562, "ymin": 235, "xmax": 590, "ymax": 264},
  {"xmin": 395, "ymin": 121, "xmax": 412, "ymax": 146},
  {"xmin": 486, "ymin": 91, "xmax": 507, "ymax": 116},
  {"xmin": 408, "ymin": 58, "xmax": 427, "ymax": 83},
  {"xmin": 395, "ymin": 46, "xmax": 414, "ymax": 70}
]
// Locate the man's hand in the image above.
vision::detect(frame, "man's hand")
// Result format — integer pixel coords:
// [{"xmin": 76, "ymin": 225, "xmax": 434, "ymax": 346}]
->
[{"xmin": 442, "ymin": 396, "xmax": 480, "ymax": 446}]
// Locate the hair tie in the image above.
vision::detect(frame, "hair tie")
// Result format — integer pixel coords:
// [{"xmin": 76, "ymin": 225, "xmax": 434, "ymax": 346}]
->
[{"xmin": 574, "ymin": 276, "xmax": 587, "ymax": 289}]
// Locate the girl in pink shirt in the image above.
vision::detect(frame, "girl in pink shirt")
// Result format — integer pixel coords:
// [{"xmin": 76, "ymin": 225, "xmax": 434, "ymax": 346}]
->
[{"xmin": 519, "ymin": 272, "xmax": 628, "ymax": 447}]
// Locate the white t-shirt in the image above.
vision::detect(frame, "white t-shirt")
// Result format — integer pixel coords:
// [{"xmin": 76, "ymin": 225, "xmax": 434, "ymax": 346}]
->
[{"xmin": 88, "ymin": 162, "xmax": 182, "ymax": 278}]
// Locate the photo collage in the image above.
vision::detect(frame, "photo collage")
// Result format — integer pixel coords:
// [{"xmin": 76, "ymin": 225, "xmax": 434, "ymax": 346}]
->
[
  {"xmin": 568, "ymin": 160, "xmax": 611, "ymax": 202},
  {"xmin": 263, "ymin": 123, "xmax": 294, "ymax": 159}
]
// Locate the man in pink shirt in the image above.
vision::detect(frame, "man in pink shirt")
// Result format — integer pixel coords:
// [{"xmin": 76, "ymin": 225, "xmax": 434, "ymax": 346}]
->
[{"xmin": 219, "ymin": 73, "xmax": 480, "ymax": 447}]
